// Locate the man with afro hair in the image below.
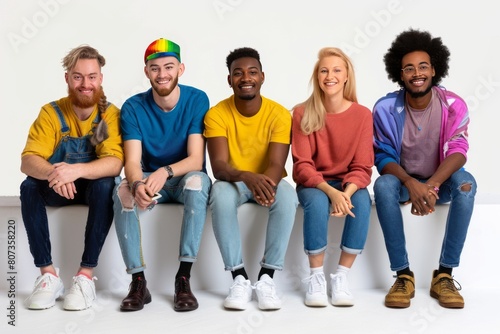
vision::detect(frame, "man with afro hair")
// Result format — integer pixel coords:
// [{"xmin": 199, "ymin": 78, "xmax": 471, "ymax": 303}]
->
[{"xmin": 372, "ymin": 29, "xmax": 476, "ymax": 309}]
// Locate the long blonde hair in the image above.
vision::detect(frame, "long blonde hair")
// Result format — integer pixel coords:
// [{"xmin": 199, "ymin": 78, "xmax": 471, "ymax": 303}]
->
[{"xmin": 299, "ymin": 47, "xmax": 357, "ymax": 135}]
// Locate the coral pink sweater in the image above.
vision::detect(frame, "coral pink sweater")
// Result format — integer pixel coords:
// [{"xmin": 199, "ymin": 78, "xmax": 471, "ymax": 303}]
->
[{"xmin": 292, "ymin": 102, "xmax": 374, "ymax": 189}]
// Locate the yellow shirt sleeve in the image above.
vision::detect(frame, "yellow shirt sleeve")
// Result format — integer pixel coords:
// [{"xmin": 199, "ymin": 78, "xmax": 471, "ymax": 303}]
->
[{"xmin": 22, "ymin": 103, "xmax": 62, "ymax": 160}]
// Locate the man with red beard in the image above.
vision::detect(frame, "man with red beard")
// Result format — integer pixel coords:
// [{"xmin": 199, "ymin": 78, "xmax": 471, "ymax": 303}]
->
[
  {"xmin": 113, "ymin": 38, "xmax": 211, "ymax": 312},
  {"xmin": 20, "ymin": 45, "xmax": 123, "ymax": 311}
]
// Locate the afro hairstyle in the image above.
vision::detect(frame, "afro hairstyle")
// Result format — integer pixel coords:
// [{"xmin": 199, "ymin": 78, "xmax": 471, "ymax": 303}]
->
[{"xmin": 383, "ymin": 28, "xmax": 450, "ymax": 87}]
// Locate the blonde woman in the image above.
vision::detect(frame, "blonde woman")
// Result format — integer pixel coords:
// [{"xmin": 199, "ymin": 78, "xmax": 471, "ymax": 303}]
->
[{"xmin": 292, "ymin": 47, "xmax": 373, "ymax": 307}]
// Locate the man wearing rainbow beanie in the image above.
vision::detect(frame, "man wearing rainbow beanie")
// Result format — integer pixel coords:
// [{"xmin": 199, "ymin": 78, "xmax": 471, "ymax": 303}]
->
[{"xmin": 113, "ymin": 38, "xmax": 211, "ymax": 312}]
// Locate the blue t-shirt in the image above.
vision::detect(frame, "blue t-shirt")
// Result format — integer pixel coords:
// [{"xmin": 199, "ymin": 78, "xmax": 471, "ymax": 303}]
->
[{"xmin": 120, "ymin": 84, "xmax": 209, "ymax": 172}]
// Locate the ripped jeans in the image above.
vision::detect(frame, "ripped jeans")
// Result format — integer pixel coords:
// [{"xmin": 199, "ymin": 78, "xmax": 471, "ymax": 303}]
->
[
  {"xmin": 373, "ymin": 169, "xmax": 476, "ymax": 271},
  {"xmin": 113, "ymin": 171, "xmax": 211, "ymax": 274}
]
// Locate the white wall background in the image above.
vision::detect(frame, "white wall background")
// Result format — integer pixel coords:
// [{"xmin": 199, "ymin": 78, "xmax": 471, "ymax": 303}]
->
[{"xmin": 1, "ymin": 0, "xmax": 499, "ymax": 199}]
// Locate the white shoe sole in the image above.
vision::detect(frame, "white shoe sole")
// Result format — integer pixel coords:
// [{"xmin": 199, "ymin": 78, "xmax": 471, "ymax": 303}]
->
[
  {"xmin": 223, "ymin": 300, "xmax": 249, "ymax": 310},
  {"xmin": 258, "ymin": 303, "xmax": 281, "ymax": 310},
  {"xmin": 63, "ymin": 303, "xmax": 93, "ymax": 311},
  {"xmin": 331, "ymin": 298, "xmax": 354, "ymax": 307},
  {"xmin": 28, "ymin": 301, "xmax": 57, "ymax": 310},
  {"xmin": 305, "ymin": 298, "xmax": 328, "ymax": 307}
]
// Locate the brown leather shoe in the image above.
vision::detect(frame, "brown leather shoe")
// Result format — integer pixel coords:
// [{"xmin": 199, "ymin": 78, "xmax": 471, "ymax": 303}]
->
[
  {"xmin": 430, "ymin": 270, "xmax": 464, "ymax": 308},
  {"xmin": 385, "ymin": 272, "xmax": 415, "ymax": 308},
  {"xmin": 174, "ymin": 276, "xmax": 198, "ymax": 312},
  {"xmin": 120, "ymin": 277, "xmax": 152, "ymax": 311}
]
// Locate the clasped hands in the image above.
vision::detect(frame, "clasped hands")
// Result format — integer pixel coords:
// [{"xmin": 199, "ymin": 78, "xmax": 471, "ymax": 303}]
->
[
  {"xmin": 245, "ymin": 173, "xmax": 277, "ymax": 207},
  {"xmin": 48, "ymin": 162, "xmax": 78, "ymax": 199},
  {"xmin": 404, "ymin": 180, "xmax": 440, "ymax": 216},
  {"xmin": 329, "ymin": 191, "xmax": 355, "ymax": 218},
  {"xmin": 133, "ymin": 170, "xmax": 165, "ymax": 210}
]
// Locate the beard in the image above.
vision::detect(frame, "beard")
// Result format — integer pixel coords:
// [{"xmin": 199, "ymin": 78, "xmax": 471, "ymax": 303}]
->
[
  {"xmin": 68, "ymin": 86, "xmax": 103, "ymax": 109},
  {"xmin": 151, "ymin": 76, "xmax": 179, "ymax": 97},
  {"xmin": 237, "ymin": 93, "xmax": 257, "ymax": 101},
  {"xmin": 405, "ymin": 81, "xmax": 433, "ymax": 99}
]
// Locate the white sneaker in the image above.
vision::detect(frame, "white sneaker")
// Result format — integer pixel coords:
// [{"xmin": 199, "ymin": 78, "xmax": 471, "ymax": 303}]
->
[
  {"xmin": 254, "ymin": 274, "xmax": 281, "ymax": 310},
  {"xmin": 224, "ymin": 275, "xmax": 253, "ymax": 310},
  {"xmin": 302, "ymin": 272, "xmax": 328, "ymax": 307},
  {"xmin": 26, "ymin": 269, "xmax": 65, "ymax": 310},
  {"xmin": 63, "ymin": 275, "xmax": 97, "ymax": 311},
  {"xmin": 330, "ymin": 273, "xmax": 354, "ymax": 306}
]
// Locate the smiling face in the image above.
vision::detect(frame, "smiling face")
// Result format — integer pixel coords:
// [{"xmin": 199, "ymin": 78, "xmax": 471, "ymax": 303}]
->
[
  {"xmin": 144, "ymin": 56, "xmax": 184, "ymax": 97},
  {"xmin": 401, "ymin": 50, "xmax": 436, "ymax": 99},
  {"xmin": 317, "ymin": 55, "xmax": 347, "ymax": 98},
  {"xmin": 227, "ymin": 57, "xmax": 264, "ymax": 101},
  {"xmin": 66, "ymin": 58, "xmax": 103, "ymax": 108}
]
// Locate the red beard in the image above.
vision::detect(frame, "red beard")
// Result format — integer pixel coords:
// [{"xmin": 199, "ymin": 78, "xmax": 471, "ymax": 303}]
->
[{"xmin": 68, "ymin": 86, "xmax": 103, "ymax": 109}]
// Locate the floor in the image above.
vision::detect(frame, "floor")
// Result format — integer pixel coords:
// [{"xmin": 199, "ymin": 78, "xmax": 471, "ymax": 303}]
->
[{"xmin": 2, "ymin": 287, "xmax": 498, "ymax": 334}]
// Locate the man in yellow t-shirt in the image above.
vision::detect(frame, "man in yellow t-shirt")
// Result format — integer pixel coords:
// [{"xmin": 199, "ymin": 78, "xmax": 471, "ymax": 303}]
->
[
  {"xmin": 20, "ymin": 45, "xmax": 123, "ymax": 311},
  {"xmin": 204, "ymin": 47, "xmax": 298, "ymax": 311}
]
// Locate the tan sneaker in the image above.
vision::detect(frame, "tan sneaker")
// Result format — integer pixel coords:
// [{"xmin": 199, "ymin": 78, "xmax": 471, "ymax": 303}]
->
[
  {"xmin": 385, "ymin": 272, "xmax": 415, "ymax": 308},
  {"xmin": 430, "ymin": 270, "xmax": 464, "ymax": 308}
]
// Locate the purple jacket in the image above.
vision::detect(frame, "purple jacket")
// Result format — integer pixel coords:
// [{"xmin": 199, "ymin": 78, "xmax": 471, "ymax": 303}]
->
[{"xmin": 373, "ymin": 86, "xmax": 470, "ymax": 174}]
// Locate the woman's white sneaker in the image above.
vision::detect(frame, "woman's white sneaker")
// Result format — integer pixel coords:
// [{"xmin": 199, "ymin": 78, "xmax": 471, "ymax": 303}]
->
[
  {"xmin": 302, "ymin": 272, "xmax": 328, "ymax": 307},
  {"xmin": 330, "ymin": 273, "xmax": 354, "ymax": 306}
]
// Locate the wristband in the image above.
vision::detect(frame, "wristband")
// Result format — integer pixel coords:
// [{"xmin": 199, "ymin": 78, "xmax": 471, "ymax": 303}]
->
[
  {"xmin": 164, "ymin": 165, "xmax": 174, "ymax": 180},
  {"xmin": 131, "ymin": 180, "xmax": 145, "ymax": 196}
]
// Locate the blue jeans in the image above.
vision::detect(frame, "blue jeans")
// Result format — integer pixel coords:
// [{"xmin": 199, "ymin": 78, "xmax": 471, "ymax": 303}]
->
[
  {"xmin": 209, "ymin": 179, "xmax": 298, "ymax": 271},
  {"xmin": 20, "ymin": 176, "xmax": 115, "ymax": 268},
  {"xmin": 373, "ymin": 170, "xmax": 476, "ymax": 271},
  {"xmin": 113, "ymin": 171, "xmax": 211, "ymax": 274},
  {"xmin": 297, "ymin": 181, "xmax": 371, "ymax": 255}
]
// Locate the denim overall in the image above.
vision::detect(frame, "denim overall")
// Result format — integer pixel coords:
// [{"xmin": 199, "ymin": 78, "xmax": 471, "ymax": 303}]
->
[
  {"xmin": 47, "ymin": 101, "xmax": 99, "ymax": 164},
  {"xmin": 21, "ymin": 101, "xmax": 116, "ymax": 268}
]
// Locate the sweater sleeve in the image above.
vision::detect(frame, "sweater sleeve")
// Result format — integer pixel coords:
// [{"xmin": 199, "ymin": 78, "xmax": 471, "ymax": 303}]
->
[
  {"xmin": 342, "ymin": 108, "xmax": 374, "ymax": 189},
  {"xmin": 291, "ymin": 107, "xmax": 325, "ymax": 187}
]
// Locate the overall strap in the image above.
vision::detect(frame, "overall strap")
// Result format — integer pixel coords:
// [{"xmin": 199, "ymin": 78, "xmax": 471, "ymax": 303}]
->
[{"xmin": 49, "ymin": 101, "xmax": 70, "ymax": 134}]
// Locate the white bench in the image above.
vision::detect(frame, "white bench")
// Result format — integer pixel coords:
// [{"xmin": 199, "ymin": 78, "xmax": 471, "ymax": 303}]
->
[{"xmin": 1, "ymin": 196, "xmax": 498, "ymax": 295}]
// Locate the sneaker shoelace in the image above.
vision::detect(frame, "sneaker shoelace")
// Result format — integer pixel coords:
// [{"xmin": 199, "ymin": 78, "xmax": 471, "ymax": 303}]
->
[
  {"xmin": 437, "ymin": 276, "xmax": 462, "ymax": 293},
  {"xmin": 229, "ymin": 280, "xmax": 252, "ymax": 299},
  {"xmin": 70, "ymin": 276, "xmax": 97, "ymax": 307},
  {"xmin": 302, "ymin": 273, "xmax": 326, "ymax": 294},
  {"xmin": 392, "ymin": 276, "xmax": 411, "ymax": 293},
  {"xmin": 255, "ymin": 279, "xmax": 277, "ymax": 299},
  {"xmin": 331, "ymin": 273, "xmax": 350, "ymax": 294}
]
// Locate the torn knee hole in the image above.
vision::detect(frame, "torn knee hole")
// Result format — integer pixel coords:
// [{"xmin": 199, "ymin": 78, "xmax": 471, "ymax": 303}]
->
[
  {"xmin": 460, "ymin": 183, "xmax": 472, "ymax": 192},
  {"xmin": 185, "ymin": 175, "xmax": 202, "ymax": 191},
  {"xmin": 118, "ymin": 182, "xmax": 135, "ymax": 209}
]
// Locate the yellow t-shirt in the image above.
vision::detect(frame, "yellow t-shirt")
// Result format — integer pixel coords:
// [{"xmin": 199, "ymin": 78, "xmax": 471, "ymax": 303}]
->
[
  {"xmin": 204, "ymin": 95, "xmax": 291, "ymax": 175},
  {"xmin": 22, "ymin": 97, "xmax": 124, "ymax": 162}
]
